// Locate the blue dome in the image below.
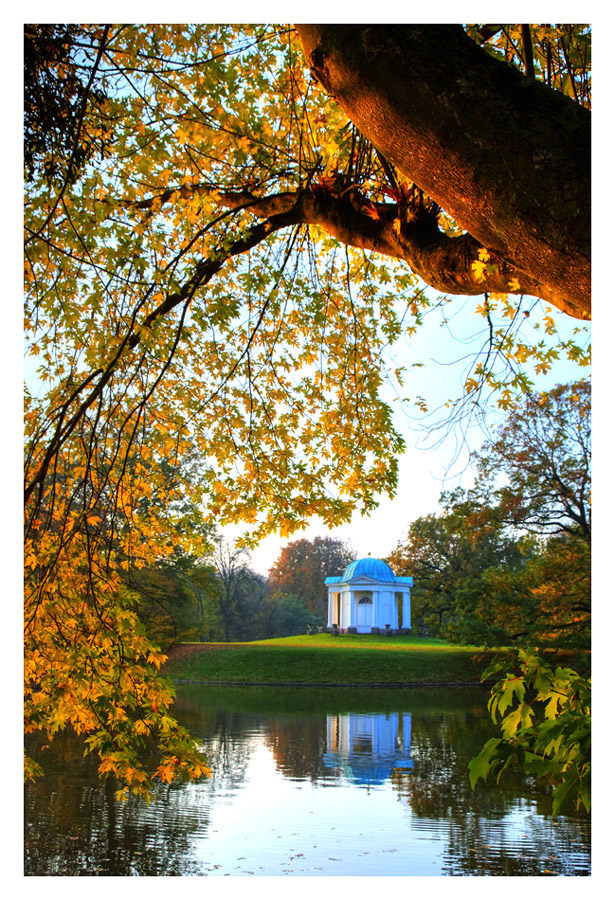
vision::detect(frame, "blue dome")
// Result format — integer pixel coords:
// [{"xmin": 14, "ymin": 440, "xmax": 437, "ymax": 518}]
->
[{"xmin": 342, "ymin": 557, "xmax": 396, "ymax": 582}]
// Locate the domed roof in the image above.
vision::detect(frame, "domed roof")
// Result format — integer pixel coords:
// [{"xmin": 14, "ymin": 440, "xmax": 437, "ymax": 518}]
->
[{"xmin": 342, "ymin": 557, "xmax": 396, "ymax": 582}]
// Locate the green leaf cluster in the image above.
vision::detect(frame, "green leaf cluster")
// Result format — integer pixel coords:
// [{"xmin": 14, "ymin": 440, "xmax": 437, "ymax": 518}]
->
[{"xmin": 469, "ymin": 649, "xmax": 590, "ymax": 816}]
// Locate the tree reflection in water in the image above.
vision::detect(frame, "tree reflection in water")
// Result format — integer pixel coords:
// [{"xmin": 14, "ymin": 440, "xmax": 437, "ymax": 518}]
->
[{"xmin": 24, "ymin": 686, "xmax": 590, "ymax": 876}]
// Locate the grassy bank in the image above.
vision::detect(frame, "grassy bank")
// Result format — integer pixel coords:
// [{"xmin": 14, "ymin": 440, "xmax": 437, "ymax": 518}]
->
[{"xmin": 162, "ymin": 633, "xmax": 498, "ymax": 686}]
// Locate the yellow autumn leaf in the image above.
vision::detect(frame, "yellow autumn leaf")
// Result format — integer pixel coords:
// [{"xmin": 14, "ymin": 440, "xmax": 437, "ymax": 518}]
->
[{"xmin": 472, "ymin": 260, "xmax": 487, "ymax": 282}]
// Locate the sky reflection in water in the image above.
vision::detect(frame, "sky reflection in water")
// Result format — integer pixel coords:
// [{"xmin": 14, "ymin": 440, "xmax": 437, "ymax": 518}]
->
[{"xmin": 24, "ymin": 685, "xmax": 591, "ymax": 876}]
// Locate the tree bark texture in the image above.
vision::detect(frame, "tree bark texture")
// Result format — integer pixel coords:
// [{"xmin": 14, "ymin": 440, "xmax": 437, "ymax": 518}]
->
[{"xmin": 296, "ymin": 25, "xmax": 590, "ymax": 320}]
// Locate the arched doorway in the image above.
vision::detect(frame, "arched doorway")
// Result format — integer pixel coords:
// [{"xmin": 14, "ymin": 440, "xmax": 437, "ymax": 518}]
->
[{"xmin": 356, "ymin": 596, "xmax": 372, "ymax": 631}]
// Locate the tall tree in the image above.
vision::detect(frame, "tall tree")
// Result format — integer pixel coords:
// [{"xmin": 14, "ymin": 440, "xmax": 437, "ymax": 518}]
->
[
  {"xmin": 208, "ymin": 539, "xmax": 266, "ymax": 641},
  {"xmin": 389, "ymin": 381, "xmax": 591, "ymax": 648},
  {"xmin": 24, "ymin": 24, "xmax": 590, "ymax": 794},
  {"xmin": 442, "ymin": 533, "xmax": 590, "ymax": 650},
  {"xmin": 473, "ymin": 380, "xmax": 591, "ymax": 541},
  {"xmin": 268, "ymin": 535, "xmax": 356, "ymax": 617},
  {"xmin": 387, "ymin": 489, "xmax": 529, "ymax": 639}
]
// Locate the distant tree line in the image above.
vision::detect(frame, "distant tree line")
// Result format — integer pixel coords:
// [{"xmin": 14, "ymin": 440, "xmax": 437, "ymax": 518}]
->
[{"xmin": 129, "ymin": 534, "xmax": 355, "ymax": 648}]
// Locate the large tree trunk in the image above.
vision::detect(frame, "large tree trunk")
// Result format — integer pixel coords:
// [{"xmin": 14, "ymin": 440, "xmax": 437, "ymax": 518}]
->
[{"xmin": 296, "ymin": 25, "xmax": 590, "ymax": 320}]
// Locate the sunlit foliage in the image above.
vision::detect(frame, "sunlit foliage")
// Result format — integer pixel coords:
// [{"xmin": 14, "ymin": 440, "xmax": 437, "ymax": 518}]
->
[{"xmin": 24, "ymin": 24, "xmax": 590, "ymax": 794}]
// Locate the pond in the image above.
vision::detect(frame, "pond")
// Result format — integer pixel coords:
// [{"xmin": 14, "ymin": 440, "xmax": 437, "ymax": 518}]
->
[{"xmin": 24, "ymin": 685, "xmax": 590, "ymax": 876}]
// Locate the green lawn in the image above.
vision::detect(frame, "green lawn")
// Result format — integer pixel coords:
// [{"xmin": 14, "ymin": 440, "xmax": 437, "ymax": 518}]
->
[{"xmin": 163, "ymin": 633, "xmax": 498, "ymax": 685}]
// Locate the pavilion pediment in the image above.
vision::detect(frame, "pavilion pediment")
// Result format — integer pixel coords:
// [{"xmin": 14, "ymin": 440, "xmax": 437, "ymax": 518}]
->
[{"xmin": 345, "ymin": 575, "xmax": 393, "ymax": 586}]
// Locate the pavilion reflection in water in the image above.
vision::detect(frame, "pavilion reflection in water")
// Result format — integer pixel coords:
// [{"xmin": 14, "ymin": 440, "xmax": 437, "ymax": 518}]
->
[{"xmin": 323, "ymin": 712, "xmax": 414, "ymax": 786}]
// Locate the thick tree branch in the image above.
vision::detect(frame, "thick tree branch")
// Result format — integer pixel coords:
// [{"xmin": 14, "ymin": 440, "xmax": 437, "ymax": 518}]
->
[
  {"xmin": 296, "ymin": 25, "xmax": 591, "ymax": 320},
  {"xmin": 215, "ymin": 187, "xmax": 558, "ymax": 303}
]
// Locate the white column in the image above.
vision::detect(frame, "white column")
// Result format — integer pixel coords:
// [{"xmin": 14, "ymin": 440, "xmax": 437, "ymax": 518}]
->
[
  {"xmin": 349, "ymin": 591, "xmax": 356, "ymax": 628},
  {"xmin": 402, "ymin": 589, "xmax": 411, "ymax": 629},
  {"xmin": 381, "ymin": 591, "xmax": 393, "ymax": 628},
  {"xmin": 372, "ymin": 590, "xmax": 379, "ymax": 630}
]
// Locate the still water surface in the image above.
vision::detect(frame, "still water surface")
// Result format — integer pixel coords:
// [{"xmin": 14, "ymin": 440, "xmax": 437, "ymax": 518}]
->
[{"xmin": 24, "ymin": 685, "xmax": 590, "ymax": 876}]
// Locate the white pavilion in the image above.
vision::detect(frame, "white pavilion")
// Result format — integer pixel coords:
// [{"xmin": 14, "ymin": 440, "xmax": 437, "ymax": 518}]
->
[{"xmin": 325, "ymin": 556, "xmax": 413, "ymax": 634}]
